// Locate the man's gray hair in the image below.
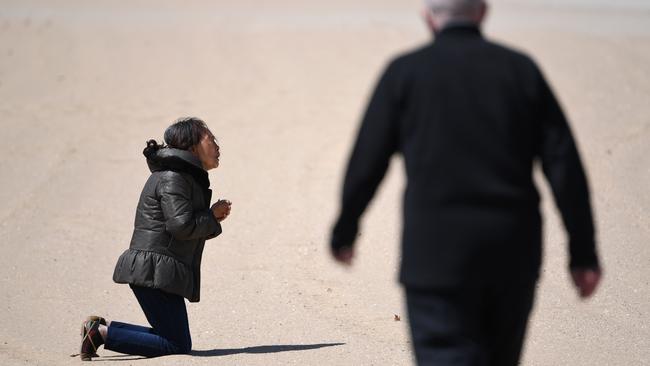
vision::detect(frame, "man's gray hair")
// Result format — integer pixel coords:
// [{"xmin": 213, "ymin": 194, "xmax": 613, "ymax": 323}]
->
[{"xmin": 424, "ymin": 0, "xmax": 485, "ymax": 16}]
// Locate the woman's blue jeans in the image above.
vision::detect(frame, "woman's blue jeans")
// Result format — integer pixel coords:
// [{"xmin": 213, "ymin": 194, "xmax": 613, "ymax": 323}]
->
[{"xmin": 104, "ymin": 285, "xmax": 192, "ymax": 357}]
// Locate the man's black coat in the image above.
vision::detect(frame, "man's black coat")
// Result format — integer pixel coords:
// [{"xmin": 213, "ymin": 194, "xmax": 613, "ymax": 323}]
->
[{"xmin": 331, "ymin": 25, "xmax": 599, "ymax": 289}]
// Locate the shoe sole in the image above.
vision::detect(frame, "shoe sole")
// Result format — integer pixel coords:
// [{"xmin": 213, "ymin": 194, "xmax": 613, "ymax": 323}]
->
[
  {"xmin": 80, "ymin": 317, "xmax": 105, "ymax": 361},
  {"xmin": 80, "ymin": 323, "xmax": 93, "ymax": 361}
]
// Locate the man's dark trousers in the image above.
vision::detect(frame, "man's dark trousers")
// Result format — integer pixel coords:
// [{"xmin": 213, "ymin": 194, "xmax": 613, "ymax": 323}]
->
[{"xmin": 406, "ymin": 282, "xmax": 536, "ymax": 366}]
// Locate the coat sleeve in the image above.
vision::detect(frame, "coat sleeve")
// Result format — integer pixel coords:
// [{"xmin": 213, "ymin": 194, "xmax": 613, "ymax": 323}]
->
[
  {"xmin": 158, "ymin": 172, "xmax": 222, "ymax": 241},
  {"xmin": 331, "ymin": 60, "xmax": 401, "ymax": 251},
  {"xmin": 534, "ymin": 66, "xmax": 600, "ymax": 269}
]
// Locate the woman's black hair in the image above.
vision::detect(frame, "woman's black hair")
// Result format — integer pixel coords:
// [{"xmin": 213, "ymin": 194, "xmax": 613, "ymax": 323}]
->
[
  {"xmin": 164, "ymin": 117, "xmax": 210, "ymax": 150},
  {"xmin": 143, "ymin": 139, "xmax": 164, "ymax": 159},
  {"xmin": 142, "ymin": 117, "xmax": 210, "ymax": 159}
]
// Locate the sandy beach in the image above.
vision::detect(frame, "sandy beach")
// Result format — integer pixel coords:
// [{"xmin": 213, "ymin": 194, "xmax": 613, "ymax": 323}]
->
[{"xmin": 0, "ymin": 0, "xmax": 648, "ymax": 364}]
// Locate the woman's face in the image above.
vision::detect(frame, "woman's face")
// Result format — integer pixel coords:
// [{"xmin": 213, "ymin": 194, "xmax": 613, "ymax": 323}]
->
[{"xmin": 191, "ymin": 131, "xmax": 220, "ymax": 170}]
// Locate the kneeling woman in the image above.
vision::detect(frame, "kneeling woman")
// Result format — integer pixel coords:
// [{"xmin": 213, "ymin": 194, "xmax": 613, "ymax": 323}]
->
[{"xmin": 79, "ymin": 117, "xmax": 231, "ymax": 360}]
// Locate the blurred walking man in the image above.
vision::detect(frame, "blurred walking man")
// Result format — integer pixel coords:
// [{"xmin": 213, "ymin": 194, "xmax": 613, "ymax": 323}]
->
[{"xmin": 330, "ymin": 0, "xmax": 602, "ymax": 365}]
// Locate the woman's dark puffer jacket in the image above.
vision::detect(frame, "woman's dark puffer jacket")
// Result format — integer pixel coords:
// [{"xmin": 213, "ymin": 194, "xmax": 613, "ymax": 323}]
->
[{"xmin": 113, "ymin": 148, "xmax": 221, "ymax": 302}]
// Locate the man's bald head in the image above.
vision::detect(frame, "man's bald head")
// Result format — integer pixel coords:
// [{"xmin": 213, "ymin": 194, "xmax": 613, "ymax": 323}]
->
[
  {"xmin": 423, "ymin": 0, "xmax": 487, "ymax": 33},
  {"xmin": 425, "ymin": 0, "xmax": 485, "ymax": 16}
]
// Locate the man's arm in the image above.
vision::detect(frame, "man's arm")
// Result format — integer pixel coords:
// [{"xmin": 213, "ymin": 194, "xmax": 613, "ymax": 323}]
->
[
  {"xmin": 535, "ymin": 67, "xmax": 602, "ymax": 296},
  {"xmin": 330, "ymin": 61, "xmax": 401, "ymax": 263}
]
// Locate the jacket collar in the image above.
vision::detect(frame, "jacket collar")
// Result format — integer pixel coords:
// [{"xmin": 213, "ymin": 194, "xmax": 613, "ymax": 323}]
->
[
  {"xmin": 146, "ymin": 148, "xmax": 210, "ymax": 189},
  {"xmin": 436, "ymin": 22, "xmax": 482, "ymax": 39}
]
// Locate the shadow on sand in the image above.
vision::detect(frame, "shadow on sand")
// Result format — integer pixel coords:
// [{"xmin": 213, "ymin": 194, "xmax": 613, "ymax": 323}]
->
[
  {"xmin": 83, "ymin": 342, "xmax": 344, "ymax": 361},
  {"xmin": 91, "ymin": 355, "xmax": 147, "ymax": 361},
  {"xmin": 191, "ymin": 342, "xmax": 345, "ymax": 357}
]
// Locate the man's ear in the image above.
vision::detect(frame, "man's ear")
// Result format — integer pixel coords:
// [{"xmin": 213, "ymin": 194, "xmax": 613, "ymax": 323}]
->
[
  {"xmin": 421, "ymin": 7, "xmax": 436, "ymax": 33},
  {"xmin": 477, "ymin": 2, "xmax": 488, "ymax": 23}
]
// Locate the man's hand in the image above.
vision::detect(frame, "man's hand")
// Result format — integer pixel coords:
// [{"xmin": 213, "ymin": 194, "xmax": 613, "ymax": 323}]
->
[
  {"xmin": 571, "ymin": 267, "xmax": 602, "ymax": 299},
  {"xmin": 332, "ymin": 246, "xmax": 355, "ymax": 266},
  {"xmin": 211, "ymin": 199, "xmax": 232, "ymax": 222}
]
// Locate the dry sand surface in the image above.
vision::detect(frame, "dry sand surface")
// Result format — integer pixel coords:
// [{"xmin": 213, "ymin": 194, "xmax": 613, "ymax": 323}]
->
[{"xmin": 0, "ymin": 0, "xmax": 648, "ymax": 365}]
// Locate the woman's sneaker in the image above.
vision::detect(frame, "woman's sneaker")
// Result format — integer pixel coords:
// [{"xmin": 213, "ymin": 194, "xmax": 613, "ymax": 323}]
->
[{"xmin": 79, "ymin": 317, "xmax": 105, "ymax": 361}]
